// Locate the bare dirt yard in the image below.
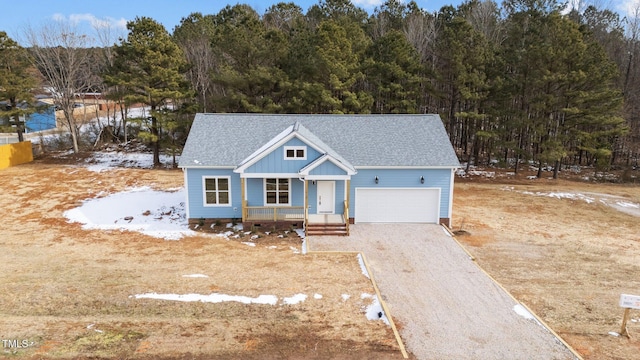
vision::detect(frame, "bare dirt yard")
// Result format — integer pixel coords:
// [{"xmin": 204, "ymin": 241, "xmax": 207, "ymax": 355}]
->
[
  {"xmin": 454, "ymin": 172, "xmax": 640, "ymax": 360},
  {"xmin": 2, "ymin": 154, "xmax": 639, "ymax": 359},
  {"xmin": 0, "ymin": 156, "xmax": 401, "ymax": 359}
]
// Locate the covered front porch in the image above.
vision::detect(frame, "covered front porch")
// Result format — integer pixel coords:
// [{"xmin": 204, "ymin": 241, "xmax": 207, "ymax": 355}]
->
[{"xmin": 240, "ymin": 177, "xmax": 350, "ymax": 235}]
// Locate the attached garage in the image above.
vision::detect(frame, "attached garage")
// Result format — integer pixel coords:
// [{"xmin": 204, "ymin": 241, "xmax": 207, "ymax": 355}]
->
[{"xmin": 355, "ymin": 188, "xmax": 440, "ymax": 223}]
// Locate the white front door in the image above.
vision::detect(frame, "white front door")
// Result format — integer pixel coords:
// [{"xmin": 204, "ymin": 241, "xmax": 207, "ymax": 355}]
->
[{"xmin": 317, "ymin": 181, "xmax": 335, "ymax": 214}]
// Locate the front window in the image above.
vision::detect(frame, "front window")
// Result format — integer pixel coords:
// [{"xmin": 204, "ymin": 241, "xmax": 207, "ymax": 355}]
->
[
  {"xmin": 265, "ymin": 178, "xmax": 290, "ymax": 205},
  {"xmin": 203, "ymin": 177, "xmax": 230, "ymax": 206}
]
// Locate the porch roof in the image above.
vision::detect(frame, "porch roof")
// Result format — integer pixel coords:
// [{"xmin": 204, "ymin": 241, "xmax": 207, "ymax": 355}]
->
[{"xmin": 299, "ymin": 154, "xmax": 356, "ymax": 176}]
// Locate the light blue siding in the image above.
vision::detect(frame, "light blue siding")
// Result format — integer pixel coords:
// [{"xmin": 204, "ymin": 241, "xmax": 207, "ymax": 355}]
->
[
  {"xmin": 246, "ymin": 178, "xmax": 263, "ymax": 206},
  {"xmin": 309, "ymin": 161, "xmax": 347, "ymax": 176},
  {"xmin": 186, "ymin": 168, "xmax": 453, "ymax": 221},
  {"xmin": 307, "ymin": 180, "xmax": 345, "ymax": 215},
  {"xmin": 185, "ymin": 168, "xmax": 242, "ymax": 219},
  {"xmin": 245, "ymin": 137, "xmax": 322, "ymax": 173},
  {"xmin": 350, "ymin": 169, "xmax": 452, "ymax": 219},
  {"xmin": 245, "ymin": 177, "xmax": 305, "ymax": 207}
]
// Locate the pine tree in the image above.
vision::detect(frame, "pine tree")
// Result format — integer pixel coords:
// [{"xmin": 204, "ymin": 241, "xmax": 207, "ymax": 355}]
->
[
  {"xmin": 0, "ymin": 32, "xmax": 38, "ymax": 142},
  {"xmin": 111, "ymin": 17, "xmax": 191, "ymax": 166}
]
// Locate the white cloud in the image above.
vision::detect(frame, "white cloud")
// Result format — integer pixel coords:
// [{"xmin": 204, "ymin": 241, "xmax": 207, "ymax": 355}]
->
[
  {"xmin": 52, "ymin": 13, "xmax": 127, "ymax": 31},
  {"xmin": 351, "ymin": 0, "xmax": 385, "ymax": 9},
  {"xmin": 51, "ymin": 13, "xmax": 66, "ymax": 22}
]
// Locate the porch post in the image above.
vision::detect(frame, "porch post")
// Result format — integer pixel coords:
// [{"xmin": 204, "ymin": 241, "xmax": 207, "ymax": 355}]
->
[
  {"xmin": 304, "ymin": 179, "xmax": 309, "ymax": 225},
  {"xmin": 240, "ymin": 177, "xmax": 246, "ymax": 222},
  {"xmin": 345, "ymin": 179, "xmax": 350, "ymax": 235},
  {"xmin": 346, "ymin": 179, "xmax": 350, "ymax": 209}
]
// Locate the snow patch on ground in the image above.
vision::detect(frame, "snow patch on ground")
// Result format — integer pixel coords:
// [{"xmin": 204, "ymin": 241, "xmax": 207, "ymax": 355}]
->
[
  {"xmin": 282, "ymin": 293, "xmax": 307, "ymax": 305},
  {"xmin": 356, "ymin": 254, "xmax": 370, "ymax": 279},
  {"xmin": 361, "ymin": 293, "xmax": 390, "ymax": 325},
  {"xmin": 63, "ymin": 186, "xmax": 193, "ymax": 240},
  {"xmin": 502, "ymin": 187, "xmax": 640, "ymax": 217},
  {"xmin": 182, "ymin": 274, "xmax": 208, "ymax": 278},
  {"xmin": 513, "ymin": 304, "xmax": 543, "ymax": 327},
  {"xmin": 513, "ymin": 304, "xmax": 535, "ymax": 320},
  {"xmin": 295, "ymin": 228, "xmax": 307, "ymax": 254},
  {"xmin": 441, "ymin": 226, "xmax": 451, "ymax": 237},
  {"xmin": 84, "ymin": 151, "xmax": 177, "ymax": 172}
]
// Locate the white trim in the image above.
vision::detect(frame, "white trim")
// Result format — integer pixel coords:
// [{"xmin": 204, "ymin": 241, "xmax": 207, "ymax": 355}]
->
[
  {"xmin": 202, "ymin": 176, "xmax": 232, "ymax": 207},
  {"xmin": 305, "ymin": 175, "xmax": 351, "ymax": 180},
  {"xmin": 354, "ymin": 187, "xmax": 441, "ymax": 224},
  {"xmin": 284, "ymin": 146, "xmax": 307, "ymax": 160},
  {"xmin": 316, "ymin": 180, "xmax": 335, "ymax": 214},
  {"xmin": 241, "ymin": 172, "xmax": 300, "ymax": 179},
  {"xmin": 299, "ymin": 154, "xmax": 356, "ymax": 176},
  {"xmin": 184, "ymin": 168, "xmax": 190, "ymax": 219},
  {"xmin": 244, "ymin": 177, "xmax": 248, "ymax": 202},
  {"xmin": 236, "ymin": 125, "xmax": 294, "ymax": 170},
  {"xmin": 448, "ymin": 168, "xmax": 455, "ymax": 225},
  {"xmin": 354, "ymin": 166, "xmax": 459, "ymax": 170},
  {"xmin": 180, "ymin": 166, "xmax": 235, "ymax": 169},
  {"xmin": 263, "ymin": 178, "xmax": 291, "ymax": 206},
  {"xmin": 235, "ymin": 132, "xmax": 327, "ymax": 173}
]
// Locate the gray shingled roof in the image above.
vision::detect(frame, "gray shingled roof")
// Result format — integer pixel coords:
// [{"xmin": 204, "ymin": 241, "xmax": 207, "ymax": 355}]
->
[{"xmin": 179, "ymin": 114, "xmax": 460, "ymax": 168}]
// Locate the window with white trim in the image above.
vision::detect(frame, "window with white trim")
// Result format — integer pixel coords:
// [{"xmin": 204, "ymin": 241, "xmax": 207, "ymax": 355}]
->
[
  {"xmin": 265, "ymin": 178, "xmax": 290, "ymax": 205},
  {"xmin": 203, "ymin": 176, "xmax": 231, "ymax": 206},
  {"xmin": 284, "ymin": 146, "xmax": 306, "ymax": 160}
]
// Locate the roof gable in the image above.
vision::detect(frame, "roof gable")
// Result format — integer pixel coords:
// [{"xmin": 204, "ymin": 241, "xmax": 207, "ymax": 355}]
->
[
  {"xmin": 234, "ymin": 121, "xmax": 355, "ymax": 174},
  {"xmin": 299, "ymin": 154, "xmax": 356, "ymax": 176}
]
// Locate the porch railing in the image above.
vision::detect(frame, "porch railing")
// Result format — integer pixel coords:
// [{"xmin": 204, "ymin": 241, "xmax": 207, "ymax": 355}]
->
[{"xmin": 245, "ymin": 205, "xmax": 305, "ymax": 222}]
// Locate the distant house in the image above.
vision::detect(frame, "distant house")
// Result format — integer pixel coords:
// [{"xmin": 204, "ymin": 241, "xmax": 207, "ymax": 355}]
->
[
  {"xmin": 179, "ymin": 114, "xmax": 460, "ymax": 235},
  {"xmin": 0, "ymin": 100, "xmax": 56, "ymax": 133},
  {"xmin": 25, "ymin": 102, "xmax": 56, "ymax": 133}
]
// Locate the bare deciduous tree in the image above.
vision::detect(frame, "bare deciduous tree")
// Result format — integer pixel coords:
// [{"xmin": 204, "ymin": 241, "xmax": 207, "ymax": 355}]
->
[
  {"xmin": 403, "ymin": 10, "xmax": 438, "ymax": 66},
  {"xmin": 173, "ymin": 13, "xmax": 217, "ymax": 112},
  {"xmin": 24, "ymin": 21, "xmax": 94, "ymax": 153}
]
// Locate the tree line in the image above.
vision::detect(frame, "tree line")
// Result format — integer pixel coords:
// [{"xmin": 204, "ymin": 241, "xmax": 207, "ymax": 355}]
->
[{"xmin": 1, "ymin": 0, "xmax": 639, "ymax": 176}]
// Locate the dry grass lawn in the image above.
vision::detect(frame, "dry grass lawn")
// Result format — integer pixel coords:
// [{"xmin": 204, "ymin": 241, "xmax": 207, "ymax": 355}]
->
[
  {"xmin": 0, "ymin": 158, "xmax": 400, "ymax": 359},
  {"xmin": 3, "ymin": 155, "xmax": 640, "ymax": 359},
  {"xmin": 454, "ymin": 174, "xmax": 640, "ymax": 360}
]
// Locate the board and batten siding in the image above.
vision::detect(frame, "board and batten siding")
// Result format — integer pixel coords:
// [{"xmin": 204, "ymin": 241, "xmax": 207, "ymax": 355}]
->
[
  {"xmin": 246, "ymin": 177, "xmax": 305, "ymax": 207},
  {"xmin": 308, "ymin": 160, "xmax": 348, "ymax": 176},
  {"xmin": 245, "ymin": 138, "xmax": 321, "ymax": 174},
  {"xmin": 350, "ymin": 169, "xmax": 453, "ymax": 219},
  {"xmin": 184, "ymin": 168, "xmax": 242, "ymax": 219},
  {"xmin": 307, "ymin": 180, "xmax": 345, "ymax": 215}
]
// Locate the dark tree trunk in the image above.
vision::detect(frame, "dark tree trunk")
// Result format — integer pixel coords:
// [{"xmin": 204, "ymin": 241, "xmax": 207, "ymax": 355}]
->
[
  {"xmin": 150, "ymin": 115, "xmax": 160, "ymax": 167},
  {"xmin": 537, "ymin": 160, "xmax": 543, "ymax": 178},
  {"xmin": 553, "ymin": 160, "xmax": 560, "ymax": 179}
]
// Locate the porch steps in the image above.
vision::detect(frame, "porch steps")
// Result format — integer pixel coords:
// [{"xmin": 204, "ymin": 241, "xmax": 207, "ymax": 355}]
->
[{"xmin": 306, "ymin": 223, "xmax": 348, "ymax": 236}]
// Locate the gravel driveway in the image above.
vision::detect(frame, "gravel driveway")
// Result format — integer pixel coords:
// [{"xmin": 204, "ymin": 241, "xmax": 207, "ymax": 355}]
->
[{"xmin": 308, "ymin": 224, "xmax": 579, "ymax": 360}]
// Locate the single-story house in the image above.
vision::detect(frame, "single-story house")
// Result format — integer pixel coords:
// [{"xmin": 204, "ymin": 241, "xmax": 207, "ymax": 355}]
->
[{"xmin": 178, "ymin": 114, "xmax": 460, "ymax": 235}]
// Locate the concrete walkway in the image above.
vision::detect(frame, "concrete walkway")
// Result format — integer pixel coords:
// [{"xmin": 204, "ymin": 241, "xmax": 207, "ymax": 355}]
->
[{"xmin": 308, "ymin": 224, "xmax": 579, "ymax": 360}]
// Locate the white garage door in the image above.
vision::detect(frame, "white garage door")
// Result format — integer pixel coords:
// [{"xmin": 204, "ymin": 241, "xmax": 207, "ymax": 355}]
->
[{"xmin": 355, "ymin": 188, "xmax": 440, "ymax": 223}]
